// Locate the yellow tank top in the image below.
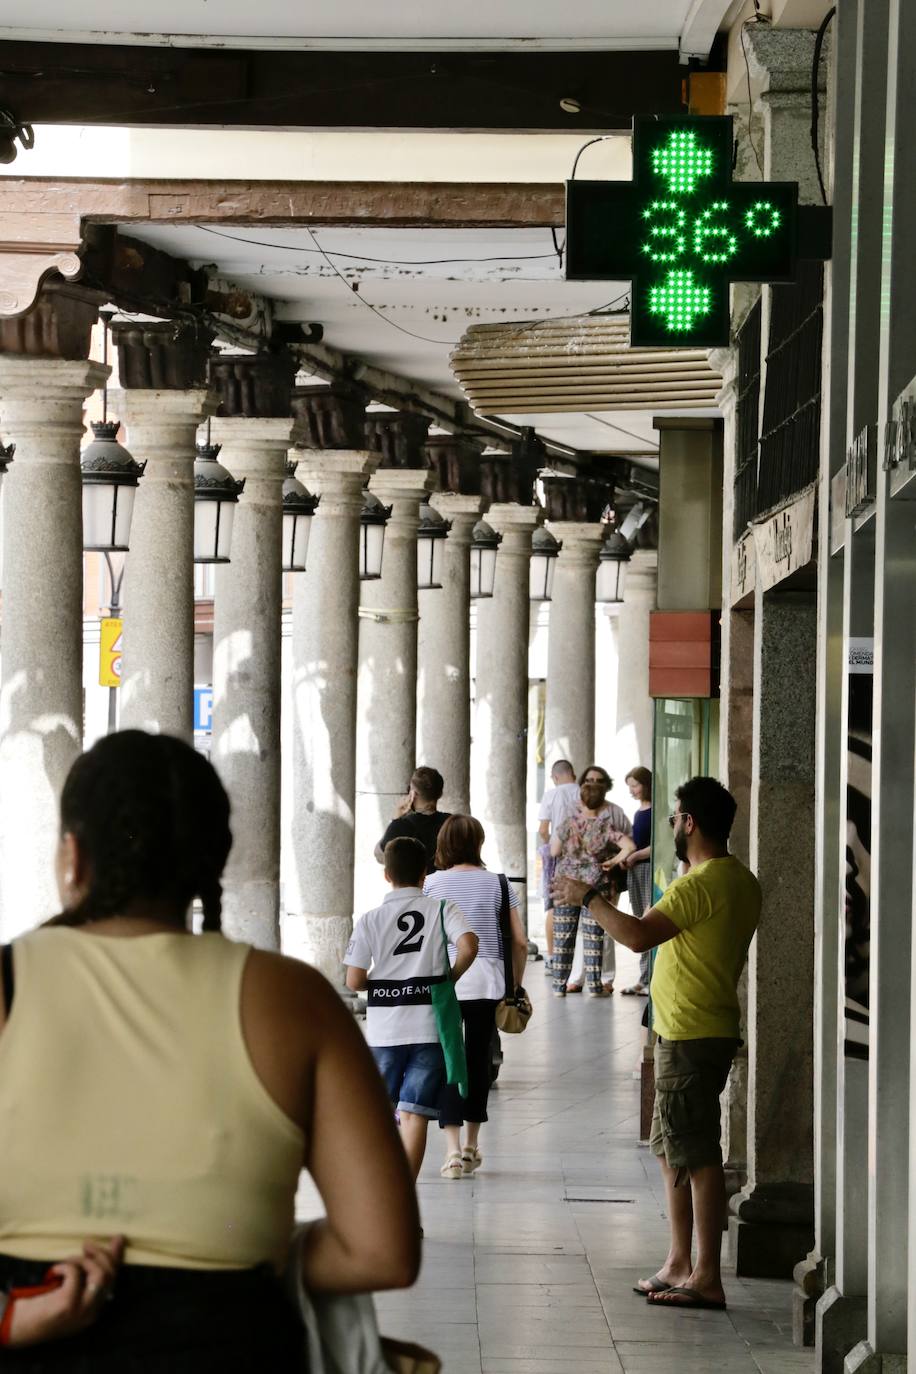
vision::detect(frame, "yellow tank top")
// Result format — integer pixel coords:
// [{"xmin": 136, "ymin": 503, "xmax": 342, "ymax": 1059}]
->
[{"xmin": 0, "ymin": 928, "xmax": 305, "ymax": 1271}]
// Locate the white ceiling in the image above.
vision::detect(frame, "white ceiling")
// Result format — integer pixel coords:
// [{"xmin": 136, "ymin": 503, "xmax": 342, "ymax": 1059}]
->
[
  {"xmin": 0, "ymin": 0, "xmax": 732, "ymax": 55},
  {"xmin": 128, "ymin": 222, "xmax": 685, "ymax": 455}
]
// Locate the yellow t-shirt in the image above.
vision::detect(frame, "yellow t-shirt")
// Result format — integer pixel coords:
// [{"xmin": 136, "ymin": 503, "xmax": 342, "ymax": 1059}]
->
[{"xmin": 650, "ymin": 856, "xmax": 761, "ymax": 1041}]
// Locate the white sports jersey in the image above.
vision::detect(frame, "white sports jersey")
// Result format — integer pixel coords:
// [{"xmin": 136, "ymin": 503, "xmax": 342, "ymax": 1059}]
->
[{"xmin": 345, "ymin": 887, "xmax": 470, "ymax": 1047}]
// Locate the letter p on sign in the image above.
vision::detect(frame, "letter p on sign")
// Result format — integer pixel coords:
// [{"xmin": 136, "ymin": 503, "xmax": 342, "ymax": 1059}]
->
[{"xmin": 99, "ymin": 617, "xmax": 123, "ymax": 688}]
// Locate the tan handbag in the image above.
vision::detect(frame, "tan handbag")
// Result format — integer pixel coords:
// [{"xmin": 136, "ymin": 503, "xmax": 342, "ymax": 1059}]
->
[{"xmin": 494, "ymin": 874, "xmax": 533, "ymax": 1034}]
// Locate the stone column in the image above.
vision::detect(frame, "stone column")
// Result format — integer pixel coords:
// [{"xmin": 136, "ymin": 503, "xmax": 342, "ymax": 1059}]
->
[
  {"xmin": 287, "ymin": 448, "xmax": 376, "ymax": 981},
  {"xmin": 210, "ymin": 414, "xmax": 293, "ymax": 949},
  {"xmin": 417, "ymin": 491, "xmax": 483, "ymax": 815},
  {"xmin": 117, "ymin": 390, "xmax": 215, "ymax": 739},
  {"xmin": 354, "ymin": 463, "xmax": 433, "ymax": 914},
  {"xmin": 0, "ymin": 317, "xmax": 107, "ymax": 935},
  {"xmin": 471, "ymin": 502, "xmax": 541, "ymax": 900},
  {"xmin": 611, "ymin": 548, "xmax": 657, "ymax": 784},
  {"xmin": 729, "ymin": 591, "xmax": 817, "ymax": 1278},
  {"xmin": 544, "ymin": 522, "xmax": 604, "ymax": 771}
]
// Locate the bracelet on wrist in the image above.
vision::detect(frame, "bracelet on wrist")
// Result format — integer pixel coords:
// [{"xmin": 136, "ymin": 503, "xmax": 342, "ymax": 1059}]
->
[{"xmin": 581, "ymin": 886, "xmax": 603, "ymax": 909}]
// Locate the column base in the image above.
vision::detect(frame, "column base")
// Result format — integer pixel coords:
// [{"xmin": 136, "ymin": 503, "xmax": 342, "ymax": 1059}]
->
[
  {"xmin": 280, "ymin": 911, "xmax": 353, "ymax": 987},
  {"xmin": 843, "ymin": 1341, "xmax": 906, "ymax": 1374},
  {"xmin": 815, "ymin": 1288, "xmax": 867, "ymax": 1374},
  {"xmin": 793, "ymin": 1250, "xmax": 826, "ymax": 1347},
  {"xmin": 728, "ymin": 1182, "xmax": 814, "ymax": 1278}
]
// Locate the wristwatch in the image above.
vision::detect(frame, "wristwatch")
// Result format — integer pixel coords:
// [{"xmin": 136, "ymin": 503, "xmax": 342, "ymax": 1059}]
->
[{"xmin": 581, "ymin": 886, "xmax": 605, "ymax": 909}]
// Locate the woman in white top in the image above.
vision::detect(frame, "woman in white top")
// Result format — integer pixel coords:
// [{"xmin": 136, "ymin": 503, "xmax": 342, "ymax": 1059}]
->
[{"xmin": 424, "ymin": 816, "xmax": 528, "ymax": 1180}]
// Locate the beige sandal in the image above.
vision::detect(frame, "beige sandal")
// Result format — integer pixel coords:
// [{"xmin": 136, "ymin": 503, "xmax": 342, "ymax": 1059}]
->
[
  {"xmin": 440, "ymin": 1152, "xmax": 464, "ymax": 1180},
  {"xmin": 461, "ymin": 1146, "xmax": 482, "ymax": 1175}
]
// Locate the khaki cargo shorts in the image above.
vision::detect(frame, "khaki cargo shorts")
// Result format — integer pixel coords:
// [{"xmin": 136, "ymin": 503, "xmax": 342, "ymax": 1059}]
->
[{"xmin": 649, "ymin": 1035, "xmax": 739, "ymax": 1175}]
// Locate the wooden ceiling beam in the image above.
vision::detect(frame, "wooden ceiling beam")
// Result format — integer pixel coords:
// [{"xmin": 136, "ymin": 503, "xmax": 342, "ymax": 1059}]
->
[
  {"xmin": 0, "ymin": 41, "xmax": 687, "ymax": 132},
  {"xmin": 0, "ymin": 177, "xmax": 565, "ymax": 228}
]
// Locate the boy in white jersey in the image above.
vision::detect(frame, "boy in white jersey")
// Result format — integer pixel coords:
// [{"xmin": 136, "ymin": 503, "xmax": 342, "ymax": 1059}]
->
[{"xmin": 345, "ymin": 836, "xmax": 478, "ymax": 1179}]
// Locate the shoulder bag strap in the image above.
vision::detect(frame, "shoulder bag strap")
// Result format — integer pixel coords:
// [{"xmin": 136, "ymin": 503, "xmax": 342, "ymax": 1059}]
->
[
  {"xmin": 1, "ymin": 944, "xmax": 13, "ymax": 1015},
  {"xmin": 438, "ymin": 900, "xmax": 450, "ymax": 976},
  {"xmin": 497, "ymin": 874, "xmax": 514, "ymax": 1003}
]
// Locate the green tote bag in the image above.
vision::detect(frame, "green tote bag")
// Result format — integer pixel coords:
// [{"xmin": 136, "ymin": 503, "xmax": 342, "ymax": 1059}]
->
[{"xmin": 429, "ymin": 901, "xmax": 468, "ymax": 1099}]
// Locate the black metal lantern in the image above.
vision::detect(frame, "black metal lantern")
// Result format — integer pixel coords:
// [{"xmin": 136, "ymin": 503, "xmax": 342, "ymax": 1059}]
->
[
  {"xmin": 416, "ymin": 501, "xmax": 451, "ymax": 590},
  {"xmin": 360, "ymin": 489, "xmax": 391, "ymax": 581},
  {"xmin": 0, "ymin": 439, "xmax": 13, "ymax": 496},
  {"xmin": 193, "ymin": 440, "xmax": 245, "ymax": 564},
  {"xmin": 282, "ymin": 462, "xmax": 319, "ymax": 573},
  {"xmin": 529, "ymin": 525, "xmax": 561, "ymax": 602},
  {"xmin": 80, "ymin": 421, "xmax": 146, "ymax": 552},
  {"xmin": 596, "ymin": 529, "xmax": 631, "ymax": 604},
  {"xmin": 469, "ymin": 519, "xmax": 501, "ymax": 599}
]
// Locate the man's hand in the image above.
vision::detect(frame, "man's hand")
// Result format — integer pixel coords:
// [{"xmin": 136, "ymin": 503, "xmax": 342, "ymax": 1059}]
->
[
  {"xmin": 394, "ymin": 788, "xmax": 415, "ymax": 819},
  {"xmin": 5, "ymin": 1237, "xmax": 125, "ymax": 1348},
  {"xmin": 552, "ymin": 875, "xmax": 590, "ymax": 908}
]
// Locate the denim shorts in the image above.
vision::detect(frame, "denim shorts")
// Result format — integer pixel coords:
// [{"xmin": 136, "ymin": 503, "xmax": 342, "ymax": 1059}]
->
[{"xmin": 372, "ymin": 1042, "xmax": 445, "ymax": 1119}]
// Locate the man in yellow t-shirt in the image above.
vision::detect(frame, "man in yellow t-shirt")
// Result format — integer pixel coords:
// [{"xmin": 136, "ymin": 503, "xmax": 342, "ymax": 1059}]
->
[{"xmin": 553, "ymin": 775, "xmax": 760, "ymax": 1315}]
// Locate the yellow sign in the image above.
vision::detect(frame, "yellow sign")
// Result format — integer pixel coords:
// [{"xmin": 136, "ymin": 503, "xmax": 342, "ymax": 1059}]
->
[{"xmin": 99, "ymin": 617, "xmax": 123, "ymax": 688}]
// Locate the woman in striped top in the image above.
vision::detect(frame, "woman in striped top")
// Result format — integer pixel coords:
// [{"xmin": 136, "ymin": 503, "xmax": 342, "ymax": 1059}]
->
[{"xmin": 424, "ymin": 816, "xmax": 528, "ymax": 1180}]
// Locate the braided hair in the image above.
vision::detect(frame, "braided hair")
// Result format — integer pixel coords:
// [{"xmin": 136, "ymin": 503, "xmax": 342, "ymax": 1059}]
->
[{"xmin": 56, "ymin": 730, "xmax": 232, "ymax": 932}]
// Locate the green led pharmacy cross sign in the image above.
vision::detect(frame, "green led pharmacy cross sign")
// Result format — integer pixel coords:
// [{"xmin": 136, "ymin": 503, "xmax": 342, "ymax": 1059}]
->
[{"xmin": 565, "ymin": 116, "xmax": 799, "ymax": 348}]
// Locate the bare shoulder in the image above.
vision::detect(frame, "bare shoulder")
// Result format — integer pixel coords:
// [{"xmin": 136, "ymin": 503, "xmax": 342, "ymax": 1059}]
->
[{"xmin": 244, "ymin": 948, "xmax": 348, "ymax": 1041}]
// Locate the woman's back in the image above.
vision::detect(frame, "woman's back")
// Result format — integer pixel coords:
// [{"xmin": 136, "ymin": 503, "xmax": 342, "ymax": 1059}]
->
[{"xmin": 0, "ymin": 928, "xmax": 304, "ymax": 1273}]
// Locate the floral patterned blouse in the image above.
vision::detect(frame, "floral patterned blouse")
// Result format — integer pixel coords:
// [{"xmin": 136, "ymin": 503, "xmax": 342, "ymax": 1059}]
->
[{"xmin": 555, "ymin": 803, "xmax": 633, "ymax": 886}]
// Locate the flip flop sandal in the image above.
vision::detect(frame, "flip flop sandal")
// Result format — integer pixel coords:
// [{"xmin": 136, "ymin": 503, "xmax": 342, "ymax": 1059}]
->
[
  {"xmin": 621, "ymin": 984, "xmax": 647, "ymax": 996},
  {"xmin": 566, "ymin": 983, "xmax": 583, "ymax": 994},
  {"xmin": 440, "ymin": 1152, "xmax": 464, "ymax": 1180},
  {"xmin": 647, "ymin": 1285, "xmax": 727, "ymax": 1311},
  {"xmin": 633, "ymin": 1276, "xmax": 672, "ymax": 1296}
]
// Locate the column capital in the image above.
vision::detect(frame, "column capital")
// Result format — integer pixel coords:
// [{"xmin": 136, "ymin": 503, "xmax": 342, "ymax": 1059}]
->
[
  {"xmin": 0, "ymin": 355, "xmax": 109, "ymax": 400},
  {"xmin": 547, "ymin": 520, "xmax": 606, "ymax": 547},
  {"xmin": 625, "ymin": 546, "xmax": 659, "ymax": 599},
  {"xmin": 430, "ymin": 491, "xmax": 484, "ymax": 538},
  {"xmin": 294, "ymin": 448, "xmax": 377, "ymax": 514},
  {"xmin": 0, "ymin": 357, "xmax": 109, "ymax": 440},
  {"xmin": 369, "ymin": 467, "xmax": 435, "ymax": 505},
  {"xmin": 117, "ymin": 387, "xmax": 218, "ymax": 438},
  {"xmin": 208, "ymin": 416, "xmax": 295, "ymax": 483},
  {"xmin": 486, "ymin": 501, "xmax": 542, "ymax": 553}
]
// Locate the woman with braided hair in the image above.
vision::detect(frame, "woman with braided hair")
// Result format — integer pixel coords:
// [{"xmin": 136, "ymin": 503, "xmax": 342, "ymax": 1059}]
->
[{"xmin": 0, "ymin": 730, "xmax": 418, "ymax": 1370}]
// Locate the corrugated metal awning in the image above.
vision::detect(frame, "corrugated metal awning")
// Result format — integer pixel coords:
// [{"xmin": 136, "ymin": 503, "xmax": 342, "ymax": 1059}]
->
[{"xmin": 451, "ymin": 315, "xmax": 722, "ymax": 415}]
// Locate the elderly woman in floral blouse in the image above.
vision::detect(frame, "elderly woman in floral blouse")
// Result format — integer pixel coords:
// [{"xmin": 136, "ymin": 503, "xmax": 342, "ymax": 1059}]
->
[{"xmin": 549, "ymin": 770, "xmax": 634, "ymax": 997}]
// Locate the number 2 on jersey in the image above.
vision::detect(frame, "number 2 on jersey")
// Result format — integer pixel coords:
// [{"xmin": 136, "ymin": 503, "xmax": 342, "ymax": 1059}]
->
[{"xmin": 392, "ymin": 910, "xmax": 425, "ymax": 956}]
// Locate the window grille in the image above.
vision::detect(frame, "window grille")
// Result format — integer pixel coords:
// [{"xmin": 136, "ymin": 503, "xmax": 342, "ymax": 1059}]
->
[
  {"xmin": 757, "ymin": 262, "xmax": 823, "ymax": 516},
  {"xmin": 733, "ymin": 299, "xmax": 762, "ymax": 540}
]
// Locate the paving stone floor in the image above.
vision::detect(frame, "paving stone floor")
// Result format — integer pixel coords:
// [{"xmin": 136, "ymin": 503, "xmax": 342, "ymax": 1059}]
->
[{"xmin": 305, "ymin": 946, "xmax": 814, "ymax": 1374}]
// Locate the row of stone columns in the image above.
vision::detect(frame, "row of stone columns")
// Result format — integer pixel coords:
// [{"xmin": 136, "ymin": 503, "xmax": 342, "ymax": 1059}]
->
[{"xmin": 0, "ymin": 304, "xmax": 628, "ymax": 987}]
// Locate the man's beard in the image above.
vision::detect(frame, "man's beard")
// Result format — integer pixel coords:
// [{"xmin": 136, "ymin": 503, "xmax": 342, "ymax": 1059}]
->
[{"xmin": 673, "ymin": 829, "xmax": 688, "ymax": 863}]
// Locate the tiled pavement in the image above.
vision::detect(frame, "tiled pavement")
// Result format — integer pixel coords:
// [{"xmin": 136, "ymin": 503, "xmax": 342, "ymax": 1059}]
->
[{"xmin": 307, "ymin": 946, "xmax": 813, "ymax": 1374}]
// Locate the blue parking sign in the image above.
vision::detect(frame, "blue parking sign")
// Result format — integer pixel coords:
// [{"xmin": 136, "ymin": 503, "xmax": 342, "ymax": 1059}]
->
[{"xmin": 194, "ymin": 686, "xmax": 213, "ymax": 734}]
